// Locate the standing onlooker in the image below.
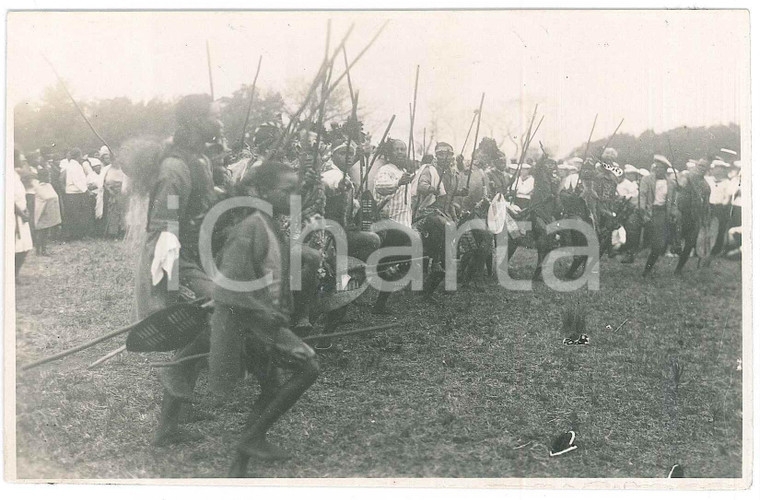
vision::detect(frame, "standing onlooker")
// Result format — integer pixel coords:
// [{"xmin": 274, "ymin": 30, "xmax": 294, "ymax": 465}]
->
[
  {"xmin": 618, "ymin": 165, "xmax": 642, "ymax": 263},
  {"xmin": 33, "ymin": 167, "xmax": 62, "ymax": 256},
  {"xmin": 674, "ymin": 159, "xmax": 711, "ymax": 274},
  {"xmin": 94, "ymin": 146, "xmax": 110, "ymax": 236},
  {"xmin": 641, "ymin": 155, "xmax": 678, "ymax": 276},
  {"xmin": 727, "ymin": 160, "xmax": 742, "ymax": 231},
  {"xmin": 14, "ymin": 150, "xmax": 34, "ymax": 280},
  {"xmin": 101, "ymin": 148, "xmax": 127, "ymax": 238},
  {"xmin": 61, "ymin": 147, "xmax": 94, "ymax": 240},
  {"xmin": 16, "ymin": 152, "xmax": 38, "ymax": 246},
  {"xmin": 707, "ymin": 160, "xmax": 732, "ymax": 255}
]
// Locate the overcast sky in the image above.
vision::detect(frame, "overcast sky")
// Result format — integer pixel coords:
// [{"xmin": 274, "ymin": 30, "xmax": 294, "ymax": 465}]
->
[{"xmin": 7, "ymin": 10, "xmax": 749, "ymax": 156}]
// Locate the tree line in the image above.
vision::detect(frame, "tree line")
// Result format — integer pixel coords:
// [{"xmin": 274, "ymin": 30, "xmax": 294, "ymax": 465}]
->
[{"xmin": 14, "ymin": 81, "xmax": 740, "ymax": 168}]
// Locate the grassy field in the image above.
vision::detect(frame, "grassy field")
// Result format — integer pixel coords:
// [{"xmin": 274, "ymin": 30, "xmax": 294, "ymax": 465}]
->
[{"xmin": 14, "ymin": 237, "xmax": 743, "ymax": 479}]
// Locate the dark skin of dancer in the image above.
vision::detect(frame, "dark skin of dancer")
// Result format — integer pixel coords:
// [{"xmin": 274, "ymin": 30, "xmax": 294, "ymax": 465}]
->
[{"xmin": 214, "ymin": 166, "xmax": 320, "ymax": 476}]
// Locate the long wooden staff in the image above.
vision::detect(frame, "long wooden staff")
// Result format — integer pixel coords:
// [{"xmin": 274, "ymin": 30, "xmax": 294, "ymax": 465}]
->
[
  {"xmin": 509, "ymin": 104, "xmax": 538, "ymax": 185},
  {"xmin": 21, "ymin": 320, "xmax": 139, "ymax": 371},
  {"xmin": 342, "ymin": 46, "xmax": 356, "ymax": 105},
  {"xmin": 465, "ymin": 92, "xmax": 486, "ymax": 190},
  {"xmin": 206, "ymin": 40, "xmax": 215, "ymax": 100},
  {"xmin": 460, "ymin": 111, "xmax": 479, "ymax": 156},
  {"xmin": 307, "ymin": 22, "xmax": 334, "ymax": 183},
  {"xmin": 508, "ymin": 104, "xmax": 538, "ymax": 197},
  {"xmin": 262, "ymin": 24, "xmax": 355, "ymax": 163},
  {"xmin": 326, "ymin": 20, "xmax": 389, "ymax": 97},
  {"xmin": 149, "ymin": 323, "xmax": 402, "ymax": 368},
  {"xmin": 239, "ymin": 55, "xmax": 264, "ymax": 150},
  {"xmin": 345, "ymin": 90, "xmax": 360, "ymax": 171},
  {"xmin": 599, "ymin": 118, "xmax": 625, "ymax": 159},
  {"xmin": 510, "ymin": 116, "xmax": 544, "ymax": 200},
  {"xmin": 43, "ymin": 55, "xmax": 113, "ymax": 156},
  {"xmin": 363, "ymin": 114, "xmax": 397, "ymax": 192},
  {"xmin": 407, "ymin": 65, "xmax": 420, "ymax": 162},
  {"xmin": 582, "ymin": 113, "xmax": 598, "ymax": 164}
]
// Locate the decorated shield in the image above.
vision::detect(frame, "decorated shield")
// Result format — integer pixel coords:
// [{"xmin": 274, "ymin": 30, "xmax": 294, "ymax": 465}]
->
[
  {"xmin": 314, "ymin": 256, "xmax": 370, "ymax": 314},
  {"xmin": 125, "ymin": 298, "xmax": 212, "ymax": 352}
]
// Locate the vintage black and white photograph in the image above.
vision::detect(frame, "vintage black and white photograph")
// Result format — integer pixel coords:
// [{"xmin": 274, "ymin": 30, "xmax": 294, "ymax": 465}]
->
[{"xmin": 4, "ymin": 8, "xmax": 752, "ymax": 485}]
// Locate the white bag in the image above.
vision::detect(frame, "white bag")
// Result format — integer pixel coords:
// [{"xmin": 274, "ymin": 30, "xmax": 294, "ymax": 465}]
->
[
  {"xmin": 611, "ymin": 226, "xmax": 627, "ymax": 249},
  {"xmin": 487, "ymin": 193, "xmax": 508, "ymax": 234}
]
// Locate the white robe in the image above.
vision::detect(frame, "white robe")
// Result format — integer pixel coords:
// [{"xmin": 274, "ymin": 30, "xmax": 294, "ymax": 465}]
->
[{"xmin": 14, "ymin": 171, "xmax": 33, "ymax": 253}]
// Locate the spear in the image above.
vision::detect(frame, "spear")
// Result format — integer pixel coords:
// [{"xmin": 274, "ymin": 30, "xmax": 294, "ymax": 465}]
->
[
  {"xmin": 460, "ymin": 111, "xmax": 479, "ymax": 156},
  {"xmin": 206, "ymin": 40, "xmax": 215, "ymax": 100},
  {"xmin": 582, "ymin": 113, "xmax": 598, "ymax": 163},
  {"xmin": 466, "ymin": 92, "xmax": 486, "ymax": 189},
  {"xmin": 261, "ymin": 23, "xmax": 354, "ymax": 163},
  {"xmin": 407, "ymin": 65, "xmax": 420, "ymax": 162},
  {"xmin": 508, "ymin": 105, "xmax": 540, "ymax": 199},
  {"xmin": 43, "ymin": 55, "xmax": 113, "ymax": 156},
  {"xmin": 310, "ymin": 22, "xmax": 334, "ymax": 177},
  {"xmin": 326, "ymin": 20, "xmax": 389, "ymax": 96},
  {"xmin": 363, "ymin": 114, "xmax": 397, "ymax": 192},
  {"xmin": 424, "ymin": 134, "xmax": 434, "ymax": 156},
  {"xmin": 149, "ymin": 323, "xmax": 402, "ymax": 368},
  {"xmin": 344, "ymin": 90, "xmax": 360, "ymax": 174},
  {"xmin": 422, "ymin": 127, "xmax": 427, "ymax": 158},
  {"xmin": 239, "ymin": 55, "xmax": 264, "ymax": 150},
  {"xmin": 598, "ymin": 118, "xmax": 625, "ymax": 158},
  {"xmin": 528, "ymin": 116, "xmax": 545, "ymax": 145},
  {"xmin": 342, "ymin": 46, "xmax": 355, "ymax": 105}
]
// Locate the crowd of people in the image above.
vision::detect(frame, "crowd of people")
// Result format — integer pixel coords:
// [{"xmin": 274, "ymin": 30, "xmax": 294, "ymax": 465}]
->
[
  {"xmin": 13, "ymin": 144, "xmax": 128, "ymax": 279},
  {"xmin": 13, "ymin": 92, "xmax": 743, "ymax": 476}
]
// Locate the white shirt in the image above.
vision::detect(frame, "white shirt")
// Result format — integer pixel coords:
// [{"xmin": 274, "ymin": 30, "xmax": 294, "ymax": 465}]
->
[
  {"xmin": 373, "ymin": 163, "xmax": 412, "ymax": 227},
  {"xmin": 515, "ymin": 175, "xmax": 534, "ymax": 200},
  {"xmin": 410, "ymin": 163, "xmax": 445, "ymax": 212},
  {"xmin": 727, "ymin": 175, "xmax": 741, "ymax": 207},
  {"xmin": 64, "ymin": 159, "xmax": 89, "ymax": 194},
  {"xmin": 616, "ymin": 178, "xmax": 639, "ymax": 200},
  {"xmin": 14, "ymin": 171, "xmax": 33, "ymax": 252},
  {"xmin": 708, "ymin": 179, "xmax": 732, "ymax": 205},
  {"xmin": 654, "ymin": 179, "xmax": 668, "ymax": 206},
  {"xmin": 562, "ymin": 173, "xmax": 579, "ymax": 191}
]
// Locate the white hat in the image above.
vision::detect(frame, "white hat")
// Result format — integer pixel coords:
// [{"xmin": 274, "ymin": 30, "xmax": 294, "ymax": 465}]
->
[
  {"xmin": 623, "ymin": 164, "xmax": 639, "ymax": 175},
  {"xmin": 99, "ymin": 145, "xmax": 110, "ymax": 157},
  {"xmin": 565, "ymin": 163, "xmax": 579, "ymax": 172},
  {"xmin": 711, "ymin": 159, "xmax": 730, "ymax": 168},
  {"xmin": 653, "ymin": 154, "xmax": 672, "ymax": 169},
  {"xmin": 685, "ymin": 160, "xmax": 696, "ymax": 169},
  {"xmin": 520, "ymin": 163, "xmax": 531, "ymax": 170},
  {"xmin": 638, "ymin": 168, "xmax": 651, "ymax": 177},
  {"xmin": 569, "ymin": 156, "xmax": 583, "ymax": 166},
  {"xmin": 731, "ymin": 160, "xmax": 741, "ymax": 169}
]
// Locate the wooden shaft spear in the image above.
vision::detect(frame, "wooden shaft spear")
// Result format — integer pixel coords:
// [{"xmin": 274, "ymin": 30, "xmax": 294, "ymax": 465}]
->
[
  {"xmin": 582, "ymin": 113, "xmax": 598, "ymax": 163},
  {"xmin": 206, "ymin": 40, "xmax": 215, "ymax": 100},
  {"xmin": 407, "ymin": 65, "xmax": 420, "ymax": 162},
  {"xmin": 43, "ymin": 55, "xmax": 113, "ymax": 156},
  {"xmin": 460, "ymin": 111, "xmax": 479, "ymax": 156},
  {"xmin": 239, "ymin": 55, "xmax": 263, "ymax": 150},
  {"xmin": 363, "ymin": 114, "xmax": 396, "ymax": 192},
  {"xmin": 466, "ymin": 92, "xmax": 486, "ymax": 189}
]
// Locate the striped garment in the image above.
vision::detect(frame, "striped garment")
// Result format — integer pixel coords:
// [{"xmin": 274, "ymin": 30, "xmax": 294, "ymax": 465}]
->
[{"xmin": 373, "ymin": 162, "xmax": 412, "ymax": 227}]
